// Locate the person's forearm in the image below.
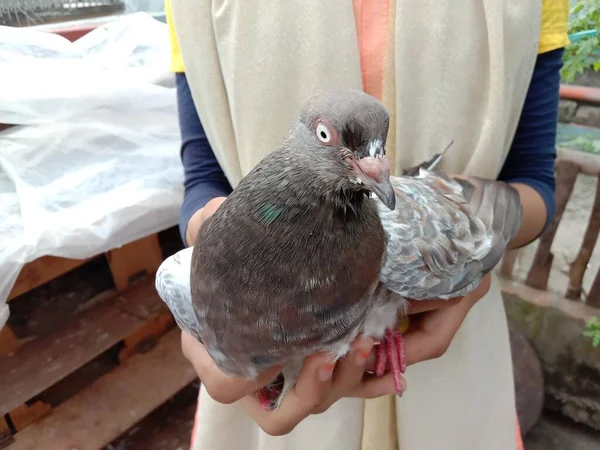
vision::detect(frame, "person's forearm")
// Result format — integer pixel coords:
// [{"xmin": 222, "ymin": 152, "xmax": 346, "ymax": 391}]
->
[
  {"xmin": 507, "ymin": 183, "xmax": 548, "ymax": 249},
  {"xmin": 176, "ymin": 72, "xmax": 232, "ymax": 246},
  {"xmin": 186, "ymin": 208, "xmax": 205, "ymax": 246},
  {"xmin": 496, "ymin": 48, "xmax": 564, "ymax": 249},
  {"xmin": 185, "ymin": 197, "xmax": 228, "ymax": 246}
]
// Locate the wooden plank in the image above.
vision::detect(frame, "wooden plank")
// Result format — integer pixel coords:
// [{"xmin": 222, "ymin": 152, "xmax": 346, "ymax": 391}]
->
[
  {"xmin": 7, "ymin": 403, "xmax": 52, "ymax": 433},
  {"xmin": 0, "ymin": 327, "xmax": 29, "ymax": 357},
  {"xmin": 106, "ymin": 383, "xmax": 198, "ymax": 450},
  {"xmin": 8, "ymin": 330, "xmax": 197, "ymax": 450},
  {"xmin": 118, "ymin": 313, "xmax": 174, "ymax": 361},
  {"xmin": 8, "ymin": 256, "xmax": 89, "ymax": 302},
  {"xmin": 500, "ymin": 249, "xmax": 520, "ymax": 278},
  {"xmin": 558, "ymin": 147, "xmax": 600, "ymax": 178},
  {"xmin": 106, "ymin": 234, "xmax": 163, "ymax": 292},
  {"xmin": 526, "ymin": 160, "xmax": 580, "ymax": 290},
  {"xmin": 588, "ymin": 271, "xmax": 600, "ymax": 308},
  {"xmin": 1, "ymin": 416, "xmax": 12, "ymax": 441},
  {"xmin": 0, "ymin": 278, "xmax": 165, "ymax": 416},
  {"xmin": 567, "ymin": 176, "xmax": 600, "ymax": 300}
]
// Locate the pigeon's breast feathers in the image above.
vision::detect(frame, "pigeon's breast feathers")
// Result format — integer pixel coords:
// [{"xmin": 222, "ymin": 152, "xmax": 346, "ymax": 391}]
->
[{"xmin": 187, "ymin": 89, "xmax": 401, "ymax": 378}]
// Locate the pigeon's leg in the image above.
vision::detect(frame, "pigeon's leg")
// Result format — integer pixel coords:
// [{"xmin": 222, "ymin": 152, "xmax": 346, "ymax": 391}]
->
[
  {"xmin": 394, "ymin": 330, "xmax": 407, "ymax": 373},
  {"xmin": 255, "ymin": 373, "xmax": 284, "ymax": 411},
  {"xmin": 375, "ymin": 341, "xmax": 388, "ymax": 377},
  {"xmin": 383, "ymin": 329, "xmax": 406, "ymax": 394}
]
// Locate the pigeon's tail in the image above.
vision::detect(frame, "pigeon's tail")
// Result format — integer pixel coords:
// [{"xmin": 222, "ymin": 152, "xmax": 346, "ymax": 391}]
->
[
  {"xmin": 155, "ymin": 247, "xmax": 203, "ymax": 342},
  {"xmin": 274, "ymin": 357, "xmax": 304, "ymax": 409},
  {"xmin": 456, "ymin": 177, "xmax": 523, "ymax": 273}
]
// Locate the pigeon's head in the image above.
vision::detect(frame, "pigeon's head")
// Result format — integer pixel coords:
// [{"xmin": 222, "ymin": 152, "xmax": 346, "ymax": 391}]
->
[{"xmin": 294, "ymin": 89, "xmax": 395, "ymax": 210}]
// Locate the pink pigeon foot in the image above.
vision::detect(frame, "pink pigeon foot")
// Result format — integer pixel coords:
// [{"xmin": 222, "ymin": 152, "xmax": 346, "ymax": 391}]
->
[
  {"xmin": 374, "ymin": 329, "xmax": 406, "ymax": 394},
  {"xmin": 256, "ymin": 373, "xmax": 284, "ymax": 411}
]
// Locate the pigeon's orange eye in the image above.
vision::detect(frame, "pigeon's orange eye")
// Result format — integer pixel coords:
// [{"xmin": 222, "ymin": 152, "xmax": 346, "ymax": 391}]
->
[{"xmin": 315, "ymin": 118, "xmax": 339, "ymax": 146}]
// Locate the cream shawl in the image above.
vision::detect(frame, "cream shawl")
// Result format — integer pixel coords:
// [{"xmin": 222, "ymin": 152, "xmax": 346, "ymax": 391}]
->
[{"xmin": 169, "ymin": 1, "xmax": 541, "ymax": 448}]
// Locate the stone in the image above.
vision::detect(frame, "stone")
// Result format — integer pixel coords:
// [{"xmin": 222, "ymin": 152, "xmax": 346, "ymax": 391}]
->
[
  {"xmin": 559, "ymin": 99, "xmax": 578, "ymax": 123},
  {"xmin": 575, "ymin": 105, "xmax": 600, "ymax": 128},
  {"xmin": 510, "ymin": 326, "xmax": 545, "ymax": 435},
  {"xmin": 524, "ymin": 414, "xmax": 600, "ymax": 450},
  {"xmin": 503, "ymin": 292, "xmax": 600, "ymax": 431}
]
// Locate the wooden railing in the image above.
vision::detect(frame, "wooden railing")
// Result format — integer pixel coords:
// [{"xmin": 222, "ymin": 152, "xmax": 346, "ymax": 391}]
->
[{"xmin": 501, "ymin": 148, "xmax": 600, "ymax": 308}]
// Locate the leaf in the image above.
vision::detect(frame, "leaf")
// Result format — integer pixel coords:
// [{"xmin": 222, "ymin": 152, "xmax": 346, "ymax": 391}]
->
[
  {"xmin": 586, "ymin": 316, "xmax": 600, "ymax": 327},
  {"xmin": 563, "ymin": 0, "xmax": 600, "ymax": 81}
]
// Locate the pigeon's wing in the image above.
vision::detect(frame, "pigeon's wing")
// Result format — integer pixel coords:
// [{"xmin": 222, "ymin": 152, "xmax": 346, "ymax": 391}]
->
[
  {"xmin": 375, "ymin": 171, "xmax": 522, "ymax": 300},
  {"xmin": 155, "ymin": 247, "xmax": 202, "ymax": 341},
  {"xmin": 453, "ymin": 175, "xmax": 522, "ymax": 271},
  {"xmin": 400, "ymin": 141, "xmax": 452, "ymax": 176}
]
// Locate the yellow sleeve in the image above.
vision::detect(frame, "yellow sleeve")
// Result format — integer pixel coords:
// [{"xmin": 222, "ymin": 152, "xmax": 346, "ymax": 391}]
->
[
  {"xmin": 166, "ymin": 0, "xmax": 185, "ymax": 73},
  {"xmin": 538, "ymin": 0, "xmax": 570, "ymax": 54}
]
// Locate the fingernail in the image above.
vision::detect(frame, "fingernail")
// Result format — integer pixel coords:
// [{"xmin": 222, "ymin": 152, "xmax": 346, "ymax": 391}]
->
[
  {"xmin": 397, "ymin": 378, "xmax": 408, "ymax": 397},
  {"xmin": 353, "ymin": 336, "xmax": 374, "ymax": 366},
  {"xmin": 354, "ymin": 349, "xmax": 370, "ymax": 366},
  {"xmin": 318, "ymin": 363, "xmax": 335, "ymax": 382}
]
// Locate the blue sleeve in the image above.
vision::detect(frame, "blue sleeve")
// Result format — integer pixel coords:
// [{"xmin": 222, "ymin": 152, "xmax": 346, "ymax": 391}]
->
[
  {"xmin": 176, "ymin": 72, "xmax": 232, "ymax": 244},
  {"xmin": 175, "ymin": 50, "xmax": 562, "ymax": 244},
  {"xmin": 498, "ymin": 48, "xmax": 563, "ymax": 235}
]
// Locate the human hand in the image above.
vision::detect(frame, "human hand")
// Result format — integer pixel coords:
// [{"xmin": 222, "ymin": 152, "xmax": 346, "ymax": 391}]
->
[
  {"xmin": 239, "ymin": 335, "xmax": 403, "ymax": 436},
  {"xmin": 402, "ymin": 274, "xmax": 492, "ymax": 365},
  {"xmin": 181, "ymin": 331, "xmax": 284, "ymax": 404},
  {"xmin": 183, "ymin": 332, "xmax": 402, "ymax": 436},
  {"xmin": 185, "ymin": 196, "xmax": 228, "ymax": 246}
]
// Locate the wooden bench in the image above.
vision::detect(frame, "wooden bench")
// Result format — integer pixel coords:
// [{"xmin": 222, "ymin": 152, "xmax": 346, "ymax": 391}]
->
[
  {"xmin": 0, "ymin": 20, "xmax": 197, "ymax": 448},
  {"xmin": 0, "ymin": 229, "xmax": 197, "ymax": 449}
]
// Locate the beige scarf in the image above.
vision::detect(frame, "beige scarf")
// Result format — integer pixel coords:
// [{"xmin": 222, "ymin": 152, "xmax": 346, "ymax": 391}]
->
[{"xmin": 170, "ymin": 1, "xmax": 541, "ymax": 448}]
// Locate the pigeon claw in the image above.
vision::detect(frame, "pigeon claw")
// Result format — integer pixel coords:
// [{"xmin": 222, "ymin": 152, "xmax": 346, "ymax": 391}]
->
[
  {"xmin": 374, "ymin": 329, "xmax": 406, "ymax": 394},
  {"xmin": 255, "ymin": 373, "xmax": 285, "ymax": 411},
  {"xmin": 256, "ymin": 388, "xmax": 278, "ymax": 411}
]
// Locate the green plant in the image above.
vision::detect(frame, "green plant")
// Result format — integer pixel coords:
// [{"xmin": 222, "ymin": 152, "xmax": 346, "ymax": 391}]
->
[
  {"xmin": 561, "ymin": 0, "xmax": 600, "ymax": 82},
  {"xmin": 560, "ymin": 136, "xmax": 600, "ymax": 154},
  {"xmin": 583, "ymin": 316, "xmax": 600, "ymax": 347}
]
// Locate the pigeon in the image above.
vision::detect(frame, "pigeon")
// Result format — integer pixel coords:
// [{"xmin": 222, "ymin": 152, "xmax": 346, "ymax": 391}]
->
[{"xmin": 155, "ymin": 89, "xmax": 522, "ymax": 410}]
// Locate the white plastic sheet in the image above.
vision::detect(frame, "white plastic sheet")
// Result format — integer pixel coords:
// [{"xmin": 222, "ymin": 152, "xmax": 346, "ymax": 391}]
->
[{"xmin": 0, "ymin": 13, "xmax": 183, "ymax": 328}]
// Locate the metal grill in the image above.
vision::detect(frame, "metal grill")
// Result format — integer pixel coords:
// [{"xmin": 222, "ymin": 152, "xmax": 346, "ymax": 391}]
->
[{"xmin": 0, "ymin": 0, "xmax": 125, "ymax": 27}]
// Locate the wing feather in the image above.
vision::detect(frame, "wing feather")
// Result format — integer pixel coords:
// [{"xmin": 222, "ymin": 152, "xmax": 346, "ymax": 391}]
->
[
  {"xmin": 376, "ymin": 171, "xmax": 522, "ymax": 300},
  {"xmin": 155, "ymin": 247, "xmax": 202, "ymax": 341}
]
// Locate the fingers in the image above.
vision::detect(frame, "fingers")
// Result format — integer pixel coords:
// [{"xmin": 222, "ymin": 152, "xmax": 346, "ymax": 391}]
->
[
  {"xmin": 311, "ymin": 336, "xmax": 374, "ymax": 414},
  {"xmin": 402, "ymin": 300, "xmax": 471, "ymax": 365},
  {"xmin": 402, "ymin": 275, "xmax": 493, "ymax": 366},
  {"xmin": 181, "ymin": 332, "xmax": 281, "ymax": 404},
  {"xmin": 241, "ymin": 352, "xmax": 335, "ymax": 436},
  {"xmin": 348, "ymin": 372, "xmax": 405, "ymax": 398},
  {"xmin": 240, "ymin": 335, "xmax": 377, "ymax": 435}
]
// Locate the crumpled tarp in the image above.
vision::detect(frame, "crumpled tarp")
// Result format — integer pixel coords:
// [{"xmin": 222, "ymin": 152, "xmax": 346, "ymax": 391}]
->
[{"xmin": 0, "ymin": 13, "xmax": 183, "ymax": 329}]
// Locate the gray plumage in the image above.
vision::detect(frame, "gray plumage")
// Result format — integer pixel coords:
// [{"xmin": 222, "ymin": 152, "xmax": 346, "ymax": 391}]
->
[
  {"xmin": 376, "ymin": 171, "xmax": 522, "ymax": 301},
  {"xmin": 155, "ymin": 89, "xmax": 522, "ymax": 408}
]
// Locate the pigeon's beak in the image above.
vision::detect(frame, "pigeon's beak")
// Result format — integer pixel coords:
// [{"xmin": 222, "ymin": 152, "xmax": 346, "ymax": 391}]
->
[{"xmin": 354, "ymin": 155, "xmax": 396, "ymax": 210}]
